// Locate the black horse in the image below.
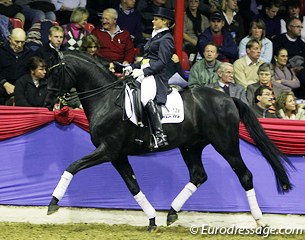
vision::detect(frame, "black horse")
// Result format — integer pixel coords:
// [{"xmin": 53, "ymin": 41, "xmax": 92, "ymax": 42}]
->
[{"xmin": 45, "ymin": 51, "xmax": 293, "ymax": 231}]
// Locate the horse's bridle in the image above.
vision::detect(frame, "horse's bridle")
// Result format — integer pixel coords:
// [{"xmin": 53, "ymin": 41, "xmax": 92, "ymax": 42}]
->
[{"xmin": 48, "ymin": 53, "xmax": 122, "ymax": 101}]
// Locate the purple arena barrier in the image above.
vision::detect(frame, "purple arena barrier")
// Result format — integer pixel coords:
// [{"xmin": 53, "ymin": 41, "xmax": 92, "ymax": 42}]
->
[{"xmin": 0, "ymin": 122, "xmax": 304, "ymax": 214}]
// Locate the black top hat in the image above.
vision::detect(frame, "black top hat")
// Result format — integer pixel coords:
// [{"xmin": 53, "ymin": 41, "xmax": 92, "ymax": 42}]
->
[
  {"xmin": 153, "ymin": 7, "xmax": 175, "ymax": 22},
  {"xmin": 210, "ymin": 11, "xmax": 224, "ymax": 21}
]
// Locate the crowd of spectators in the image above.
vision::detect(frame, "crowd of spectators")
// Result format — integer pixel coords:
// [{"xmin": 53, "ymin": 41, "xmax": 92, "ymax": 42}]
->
[{"xmin": 0, "ymin": 0, "xmax": 304, "ymax": 121}]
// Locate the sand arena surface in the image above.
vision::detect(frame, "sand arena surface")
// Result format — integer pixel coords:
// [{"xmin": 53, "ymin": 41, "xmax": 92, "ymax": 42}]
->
[{"xmin": 0, "ymin": 205, "xmax": 304, "ymax": 228}]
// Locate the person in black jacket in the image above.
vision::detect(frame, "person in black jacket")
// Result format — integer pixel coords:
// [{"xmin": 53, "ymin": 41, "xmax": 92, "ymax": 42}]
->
[
  {"xmin": 124, "ymin": 7, "xmax": 175, "ymax": 148},
  {"xmin": 0, "ymin": 28, "xmax": 34, "ymax": 105},
  {"xmin": 35, "ymin": 25, "xmax": 65, "ymax": 71},
  {"xmin": 14, "ymin": 56, "xmax": 47, "ymax": 107}
]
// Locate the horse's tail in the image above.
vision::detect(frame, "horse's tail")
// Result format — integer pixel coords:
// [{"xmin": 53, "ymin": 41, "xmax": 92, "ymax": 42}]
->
[{"xmin": 232, "ymin": 98, "xmax": 294, "ymax": 194}]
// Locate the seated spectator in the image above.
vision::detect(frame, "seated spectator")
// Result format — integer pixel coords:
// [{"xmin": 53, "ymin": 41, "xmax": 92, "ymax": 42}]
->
[
  {"xmin": 197, "ymin": 10, "xmax": 238, "ymax": 63},
  {"xmin": 273, "ymin": 47, "xmax": 300, "ymax": 91},
  {"xmin": 188, "ymin": 42, "xmax": 221, "ymax": 88},
  {"xmin": 14, "ymin": 0, "xmax": 56, "ymax": 28},
  {"xmin": 117, "ymin": 0, "xmax": 144, "ymax": 48},
  {"xmin": 239, "ymin": 19, "xmax": 273, "ymax": 63},
  {"xmin": 80, "ymin": 33, "xmax": 98, "ymax": 56},
  {"xmin": 92, "ymin": 8, "xmax": 134, "ymax": 72},
  {"xmin": 255, "ymin": 0, "xmax": 281, "ymax": 40},
  {"xmin": 221, "ymin": 0, "xmax": 244, "ymax": 45},
  {"xmin": 247, "ymin": 62, "xmax": 289, "ymax": 104},
  {"xmin": 52, "ymin": 0, "xmax": 86, "ymax": 25},
  {"xmin": 86, "ymin": 0, "xmax": 120, "ymax": 26},
  {"xmin": 61, "ymin": 7, "xmax": 89, "ymax": 109},
  {"xmin": 80, "ymin": 34, "xmax": 115, "ymax": 73},
  {"xmin": 35, "ymin": 25, "xmax": 64, "ymax": 70},
  {"xmin": 280, "ymin": 0, "xmax": 305, "ymax": 42},
  {"xmin": 206, "ymin": 62, "xmax": 248, "ymax": 104},
  {"xmin": 183, "ymin": 0, "xmax": 209, "ymax": 56},
  {"xmin": 273, "ymin": 17, "xmax": 305, "ymax": 58},
  {"xmin": 273, "ymin": 17, "xmax": 305, "ymax": 99},
  {"xmin": 275, "ymin": 91, "xmax": 305, "ymax": 119},
  {"xmin": 233, "ymin": 39, "xmax": 264, "ymax": 89},
  {"xmin": 237, "ymin": 0, "xmax": 259, "ymax": 34},
  {"xmin": 14, "ymin": 56, "xmax": 47, "ymax": 107},
  {"xmin": 0, "ymin": 0, "xmax": 24, "ymax": 27},
  {"xmin": 61, "ymin": 7, "xmax": 90, "ymax": 51},
  {"xmin": 141, "ymin": 0, "xmax": 167, "ymax": 40},
  {"xmin": 0, "ymin": 28, "xmax": 34, "ymax": 105},
  {"xmin": 25, "ymin": 19, "xmax": 57, "ymax": 51},
  {"xmin": 250, "ymin": 85, "xmax": 277, "ymax": 118}
]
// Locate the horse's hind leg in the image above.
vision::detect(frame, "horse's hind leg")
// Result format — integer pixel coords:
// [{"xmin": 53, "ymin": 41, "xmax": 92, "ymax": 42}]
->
[
  {"xmin": 167, "ymin": 147, "xmax": 207, "ymax": 226},
  {"xmin": 213, "ymin": 139, "xmax": 267, "ymax": 227},
  {"xmin": 47, "ymin": 144, "xmax": 112, "ymax": 215},
  {"xmin": 112, "ymin": 158, "xmax": 157, "ymax": 232}
]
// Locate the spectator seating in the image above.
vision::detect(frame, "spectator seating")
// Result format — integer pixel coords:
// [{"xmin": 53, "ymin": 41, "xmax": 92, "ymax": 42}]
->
[
  {"xmin": 9, "ymin": 18, "xmax": 23, "ymax": 29},
  {"xmin": 84, "ymin": 23, "xmax": 95, "ymax": 33}
]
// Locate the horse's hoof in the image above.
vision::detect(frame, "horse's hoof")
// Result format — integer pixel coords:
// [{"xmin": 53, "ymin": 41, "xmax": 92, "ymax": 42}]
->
[
  {"xmin": 147, "ymin": 225, "xmax": 158, "ymax": 232},
  {"xmin": 47, "ymin": 204, "xmax": 59, "ymax": 215},
  {"xmin": 256, "ymin": 219, "xmax": 268, "ymax": 228},
  {"xmin": 167, "ymin": 213, "xmax": 178, "ymax": 226}
]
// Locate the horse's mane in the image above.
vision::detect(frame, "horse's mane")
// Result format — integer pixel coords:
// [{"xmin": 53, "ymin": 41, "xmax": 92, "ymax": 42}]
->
[{"xmin": 63, "ymin": 50, "xmax": 118, "ymax": 83}]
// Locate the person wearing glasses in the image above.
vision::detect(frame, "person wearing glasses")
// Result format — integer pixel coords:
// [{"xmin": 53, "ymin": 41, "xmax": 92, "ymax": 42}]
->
[
  {"xmin": 250, "ymin": 85, "xmax": 277, "ymax": 118},
  {"xmin": 0, "ymin": 28, "xmax": 34, "ymax": 105},
  {"xmin": 246, "ymin": 62, "xmax": 290, "ymax": 104},
  {"xmin": 280, "ymin": 0, "xmax": 305, "ymax": 42},
  {"xmin": 273, "ymin": 16, "xmax": 305, "ymax": 99}
]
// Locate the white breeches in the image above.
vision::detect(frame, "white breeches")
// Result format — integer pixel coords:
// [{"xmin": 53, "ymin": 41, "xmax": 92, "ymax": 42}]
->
[{"xmin": 139, "ymin": 75, "xmax": 156, "ymax": 107}]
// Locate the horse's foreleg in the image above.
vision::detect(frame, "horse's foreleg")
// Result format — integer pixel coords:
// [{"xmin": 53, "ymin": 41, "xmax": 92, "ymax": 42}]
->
[
  {"xmin": 167, "ymin": 147, "xmax": 207, "ymax": 226},
  {"xmin": 47, "ymin": 171, "xmax": 73, "ymax": 215},
  {"xmin": 112, "ymin": 158, "xmax": 157, "ymax": 232},
  {"xmin": 47, "ymin": 144, "xmax": 110, "ymax": 215}
]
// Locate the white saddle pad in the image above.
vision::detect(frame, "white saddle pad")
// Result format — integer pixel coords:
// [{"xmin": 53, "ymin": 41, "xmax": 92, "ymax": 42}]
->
[{"xmin": 125, "ymin": 86, "xmax": 184, "ymax": 126}]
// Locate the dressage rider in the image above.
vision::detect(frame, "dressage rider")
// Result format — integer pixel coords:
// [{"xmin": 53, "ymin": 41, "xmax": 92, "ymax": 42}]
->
[{"xmin": 124, "ymin": 7, "xmax": 175, "ymax": 148}]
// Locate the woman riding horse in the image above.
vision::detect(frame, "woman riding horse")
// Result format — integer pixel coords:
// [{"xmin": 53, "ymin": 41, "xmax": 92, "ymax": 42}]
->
[
  {"xmin": 124, "ymin": 7, "xmax": 175, "ymax": 148},
  {"xmin": 45, "ymin": 50, "xmax": 293, "ymax": 232}
]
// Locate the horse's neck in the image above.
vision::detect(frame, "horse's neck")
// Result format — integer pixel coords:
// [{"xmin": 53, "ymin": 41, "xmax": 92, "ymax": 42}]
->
[{"xmin": 80, "ymin": 87, "xmax": 121, "ymax": 124}]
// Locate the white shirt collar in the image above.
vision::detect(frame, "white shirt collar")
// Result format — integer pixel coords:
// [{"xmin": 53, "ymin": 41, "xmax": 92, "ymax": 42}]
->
[
  {"xmin": 218, "ymin": 81, "xmax": 228, "ymax": 87},
  {"xmin": 286, "ymin": 33, "xmax": 298, "ymax": 42},
  {"xmin": 245, "ymin": 55, "xmax": 260, "ymax": 66},
  {"xmin": 120, "ymin": 4, "xmax": 134, "ymax": 15},
  {"xmin": 152, "ymin": 27, "xmax": 169, "ymax": 38},
  {"xmin": 102, "ymin": 25, "xmax": 122, "ymax": 37},
  {"xmin": 222, "ymin": 11, "xmax": 237, "ymax": 24},
  {"xmin": 49, "ymin": 43, "xmax": 60, "ymax": 52}
]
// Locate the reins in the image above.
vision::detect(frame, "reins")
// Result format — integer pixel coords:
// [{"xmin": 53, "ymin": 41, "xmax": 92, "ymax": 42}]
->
[
  {"xmin": 77, "ymin": 80, "xmax": 122, "ymax": 100},
  {"xmin": 48, "ymin": 53, "xmax": 123, "ymax": 101}
]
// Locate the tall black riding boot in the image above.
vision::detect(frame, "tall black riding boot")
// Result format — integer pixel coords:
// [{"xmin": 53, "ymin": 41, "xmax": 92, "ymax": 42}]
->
[{"xmin": 145, "ymin": 100, "xmax": 168, "ymax": 148}]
